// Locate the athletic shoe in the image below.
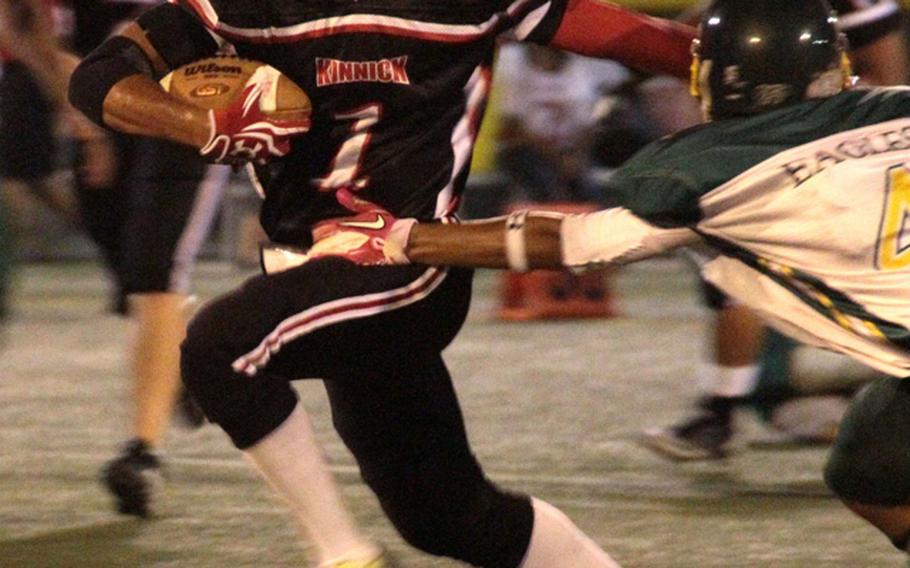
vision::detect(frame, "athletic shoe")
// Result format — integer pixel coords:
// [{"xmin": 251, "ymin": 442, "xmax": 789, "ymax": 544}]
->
[
  {"xmin": 639, "ymin": 403, "xmax": 735, "ymax": 461},
  {"xmin": 328, "ymin": 551, "xmax": 397, "ymax": 568},
  {"xmin": 330, "ymin": 560, "xmax": 386, "ymax": 568},
  {"xmin": 100, "ymin": 439, "xmax": 163, "ymax": 518}
]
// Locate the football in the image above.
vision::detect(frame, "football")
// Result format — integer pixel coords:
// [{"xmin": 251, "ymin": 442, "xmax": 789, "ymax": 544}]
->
[{"xmin": 159, "ymin": 56, "xmax": 311, "ymax": 120}]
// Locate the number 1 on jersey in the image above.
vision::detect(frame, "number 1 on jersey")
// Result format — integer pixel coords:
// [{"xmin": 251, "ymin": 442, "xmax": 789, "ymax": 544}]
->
[
  {"xmin": 876, "ymin": 165, "xmax": 910, "ymax": 270},
  {"xmin": 316, "ymin": 104, "xmax": 382, "ymax": 192}
]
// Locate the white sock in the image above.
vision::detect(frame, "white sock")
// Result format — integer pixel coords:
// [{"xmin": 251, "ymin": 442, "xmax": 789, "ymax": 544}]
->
[
  {"xmin": 697, "ymin": 363, "xmax": 760, "ymax": 398},
  {"xmin": 243, "ymin": 403, "xmax": 381, "ymax": 566},
  {"xmin": 520, "ymin": 498, "xmax": 621, "ymax": 568}
]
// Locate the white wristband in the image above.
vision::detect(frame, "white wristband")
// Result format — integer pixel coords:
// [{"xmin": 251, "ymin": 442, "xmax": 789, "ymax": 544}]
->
[
  {"xmin": 505, "ymin": 210, "xmax": 530, "ymax": 272},
  {"xmin": 384, "ymin": 218, "xmax": 417, "ymax": 264}
]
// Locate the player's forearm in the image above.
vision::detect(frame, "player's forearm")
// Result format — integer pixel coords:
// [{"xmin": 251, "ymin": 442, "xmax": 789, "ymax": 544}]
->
[
  {"xmin": 406, "ymin": 216, "xmax": 564, "ymax": 269},
  {"xmin": 404, "ymin": 208, "xmax": 696, "ymax": 272},
  {"xmin": 68, "ymin": 27, "xmax": 211, "ymax": 149},
  {"xmin": 550, "ymin": 0, "xmax": 695, "ymax": 79},
  {"xmin": 101, "ymin": 74, "xmax": 211, "ymax": 148}
]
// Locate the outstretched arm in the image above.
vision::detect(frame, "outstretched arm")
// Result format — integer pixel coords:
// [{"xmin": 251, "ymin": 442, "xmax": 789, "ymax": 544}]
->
[
  {"xmin": 406, "ymin": 214, "xmax": 563, "ymax": 269},
  {"xmin": 547, "ymin": 0, "xmax": 696, "ymax": 79},
  {"xmin": 405, "ymin": 209, "xmax": 696, "ymax": 270},
  {"xmin": 311, "ymin": 191, "xmax": 697, "ymax": 270}
]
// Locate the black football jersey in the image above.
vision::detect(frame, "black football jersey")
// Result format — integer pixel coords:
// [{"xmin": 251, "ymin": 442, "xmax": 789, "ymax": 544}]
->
[{"xmin": 144, "ymin": 0, "xmax": 569, "ymax": 247}]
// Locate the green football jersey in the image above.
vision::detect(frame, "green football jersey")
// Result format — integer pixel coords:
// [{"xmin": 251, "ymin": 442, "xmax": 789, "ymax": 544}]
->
[
  {"xmin": 610, "ymin": 88, "xmax": 910, "ymax": 228},
  {"xmin": 604, "ymin": 88, "xmax": 910, "ymax": 376}
]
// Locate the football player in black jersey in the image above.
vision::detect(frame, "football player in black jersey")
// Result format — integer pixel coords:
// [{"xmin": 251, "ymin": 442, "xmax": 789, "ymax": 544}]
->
[
  {"xmin": 311, "ymin": 0, "xmax": 910, "ymax": 558},
  {"xmin": 69, "ymin": 1, "xmax": 695, "ymax": 566}
]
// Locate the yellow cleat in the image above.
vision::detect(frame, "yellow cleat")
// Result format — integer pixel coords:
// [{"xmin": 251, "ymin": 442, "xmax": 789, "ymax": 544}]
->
[{"xmin": 330, "ymin": 554, "xmax": 392, "ymax": 568}]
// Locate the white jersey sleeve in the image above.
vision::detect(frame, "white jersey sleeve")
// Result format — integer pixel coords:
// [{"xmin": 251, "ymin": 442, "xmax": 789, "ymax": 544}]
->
[{"xmin": 560, "ymin": 208, "xmax": 696, "ymax": 269}]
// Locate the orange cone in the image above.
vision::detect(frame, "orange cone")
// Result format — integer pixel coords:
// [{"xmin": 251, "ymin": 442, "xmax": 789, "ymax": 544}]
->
[{"xmin": 497, "ymin": 202, "xmax": 618, "ymax": 321}]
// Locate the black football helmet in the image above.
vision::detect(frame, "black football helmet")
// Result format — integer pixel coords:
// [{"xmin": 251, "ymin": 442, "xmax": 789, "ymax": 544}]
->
[{"xmin": 690, "ymin": 0, "xmax": 853, "ymax": 119}]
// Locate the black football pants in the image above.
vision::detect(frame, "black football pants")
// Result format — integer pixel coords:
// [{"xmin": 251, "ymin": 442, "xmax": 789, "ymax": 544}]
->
[{"xmin": 181, "ymin": 258, "xmax": 534, "ymax": 567}]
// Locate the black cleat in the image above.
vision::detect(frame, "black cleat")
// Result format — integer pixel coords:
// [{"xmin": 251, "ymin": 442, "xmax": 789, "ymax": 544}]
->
[
  {"xmin": 101, "ymin": 439, "xmax": 163, "ymax": 518},
  {"xmin": 640, "ymin": 398, "xmax": 736, "ymax": 461}
]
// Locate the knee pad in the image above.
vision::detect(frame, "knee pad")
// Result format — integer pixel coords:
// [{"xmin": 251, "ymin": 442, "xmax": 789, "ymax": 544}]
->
[
  {"xmin": 360, "ymin": 452, "xmax": 533, "ymax": 567},
  {"xmin": 824, "ymin": 377, "xmax": 910, "ymax": 506}
]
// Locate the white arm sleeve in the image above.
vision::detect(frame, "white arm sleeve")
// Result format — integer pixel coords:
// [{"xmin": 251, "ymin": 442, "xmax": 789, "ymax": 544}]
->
[{"xmin": 560, "ymin": 207, "xmax": 698, "ymax": 269}]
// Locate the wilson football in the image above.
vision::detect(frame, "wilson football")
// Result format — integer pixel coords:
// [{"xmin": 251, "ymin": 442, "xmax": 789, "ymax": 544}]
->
[{"xmin": 159, "ymin": 57, "xmax": 311, "ymax": 120}]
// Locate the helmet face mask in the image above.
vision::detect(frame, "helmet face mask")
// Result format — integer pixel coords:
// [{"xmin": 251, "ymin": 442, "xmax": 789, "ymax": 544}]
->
[{"xmin": 690, "ymin": 0, "xmax": 855, "ymax": 121}]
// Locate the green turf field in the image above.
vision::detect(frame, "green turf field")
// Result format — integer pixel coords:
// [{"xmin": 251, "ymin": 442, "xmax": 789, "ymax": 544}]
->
[{"xmin": 0, "ymin": 260, "xmax": 902, "ymax": 567}]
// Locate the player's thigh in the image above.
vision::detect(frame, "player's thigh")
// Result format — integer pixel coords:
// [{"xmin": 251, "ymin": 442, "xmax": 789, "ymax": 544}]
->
[
  {"xmin": 825, "ymin": 375, "xmax": 910, "ymax": 505},
  {"xmin": 192, "ymin": 260, "xmax": 472, "ymax": 378}
]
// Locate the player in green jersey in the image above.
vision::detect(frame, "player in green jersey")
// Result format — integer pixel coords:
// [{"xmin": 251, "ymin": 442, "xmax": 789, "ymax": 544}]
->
[{"xmin": 644, "ymin": 0, "xmax": 909, "ymax": 462}]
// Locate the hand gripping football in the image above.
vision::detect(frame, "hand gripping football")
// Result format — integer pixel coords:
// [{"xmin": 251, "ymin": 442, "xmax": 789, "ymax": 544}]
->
[
  {"xmin": 161, "ymin": 57, "xmax": 312, "ymax": 164},
  {"xmin": 159, "ymin": 56, "xmax": 311, "ymax": 120}
]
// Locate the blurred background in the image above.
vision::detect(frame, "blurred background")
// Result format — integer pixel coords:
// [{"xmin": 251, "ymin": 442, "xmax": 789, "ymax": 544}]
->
[{"xmin": 3, "ymin": 1, "xmax": 910, "ymax": 567}]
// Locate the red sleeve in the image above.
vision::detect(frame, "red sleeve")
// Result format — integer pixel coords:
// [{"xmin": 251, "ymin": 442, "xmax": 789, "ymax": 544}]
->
[{"xmin": 549, "ymin": 0, "xmax": 695, "ymax": 79}]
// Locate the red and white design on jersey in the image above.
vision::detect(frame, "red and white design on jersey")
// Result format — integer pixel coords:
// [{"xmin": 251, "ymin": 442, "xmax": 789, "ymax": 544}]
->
[
  {"xmin": 437, "ymin": 63, "xmax": 493, "ymax": 217},
  {"xmin": 159, "ymin": 0, "xmax": 559, "ymax": 240},
  {"xmin": 172, "ymin": 0, "xmax": 548, "ymax": 44},
  {"xmin": 150, "ymin": 0, "xmax": 695, "ymax": 246}
]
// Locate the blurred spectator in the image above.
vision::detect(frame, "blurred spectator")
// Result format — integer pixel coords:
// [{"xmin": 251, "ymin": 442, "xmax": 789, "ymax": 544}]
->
[
  {"xmin": 495, "ymin": 43, "xmax": 629, "ymax": 208},
  {"xmin": 1, "ymin": 0, "xmax": 227, "ymax": 518},
  {"xmin": 589, "ymin": 75, "xmax": 660, "ymax": 171},
  {"xmin": 67, "ymin": 0, "xmax": 232, "ymax": 519},
  {"xmin": 586, "ymin": 74, "xmax": 682, "ymax": 207},
  {"xmin": 0, "ymin": 1, "xmax": 97, "ymax": 249}
]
